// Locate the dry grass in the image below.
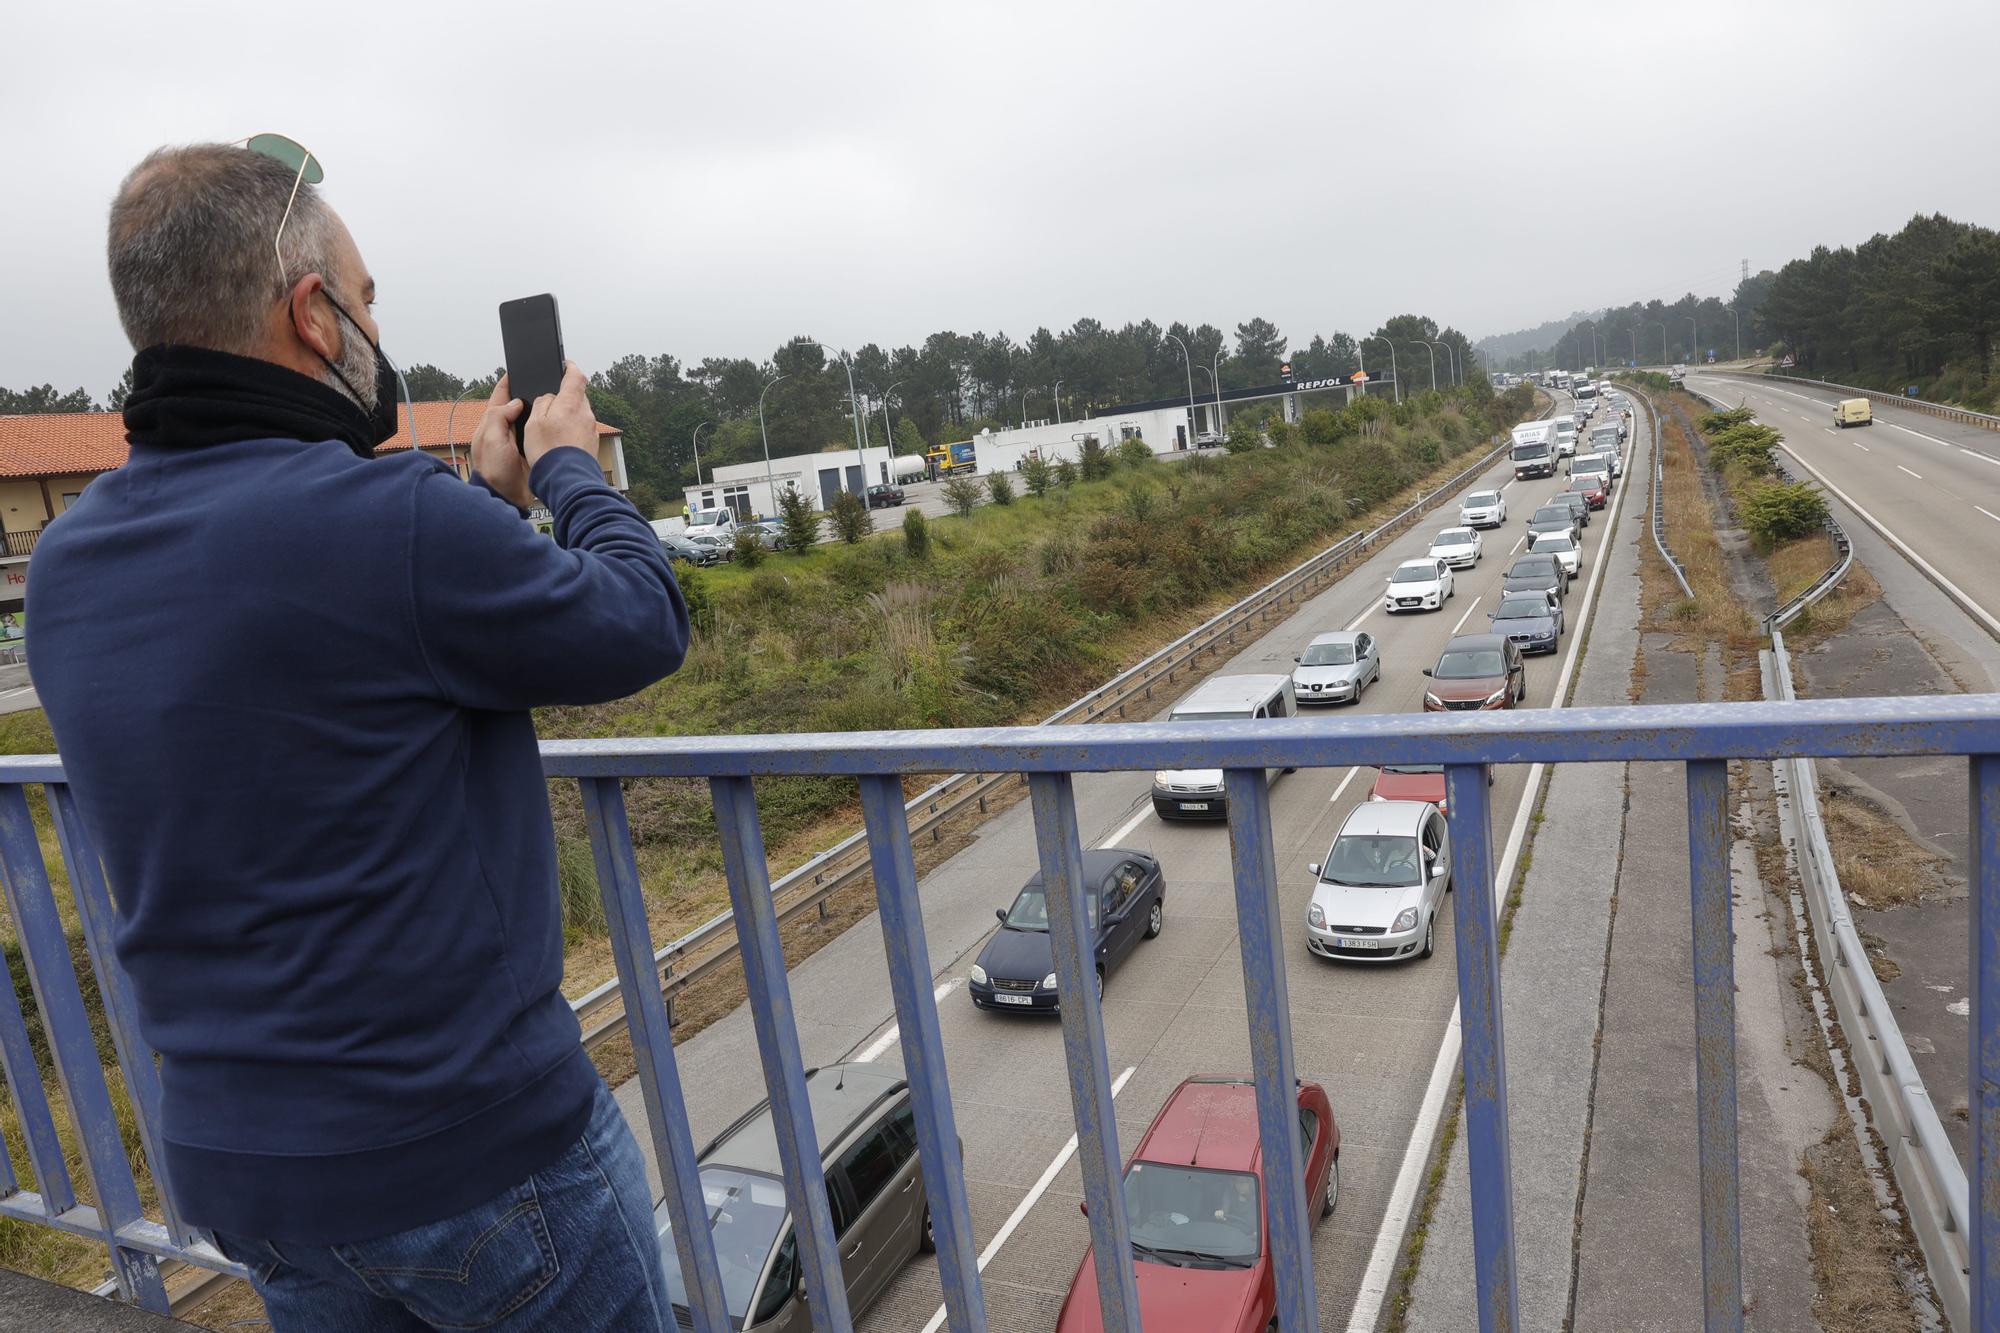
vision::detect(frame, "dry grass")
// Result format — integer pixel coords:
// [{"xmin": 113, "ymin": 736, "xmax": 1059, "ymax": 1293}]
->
[
  {"xmin": 1648, "ymin": 407, "xmax": 1757, "ymax": 646},
  {"xmin": 1815, "ymin": 781, "xmax": 1951, "ymax": 910},
  {"xmin": 1799, "ymin": 1123, "xmax": 1923, "ymax": 1332}
]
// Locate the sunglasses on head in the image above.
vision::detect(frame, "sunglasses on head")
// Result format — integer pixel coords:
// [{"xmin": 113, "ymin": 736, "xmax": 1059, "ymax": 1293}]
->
[{"xmin": 237, "ymin": 133, "xmax": 322, "ymax": 285}]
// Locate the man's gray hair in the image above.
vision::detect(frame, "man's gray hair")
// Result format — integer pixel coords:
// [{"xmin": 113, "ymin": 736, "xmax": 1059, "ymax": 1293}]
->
[{"xmin": 107, "ymin": 143, "xmax": 340, "ymax": 355}]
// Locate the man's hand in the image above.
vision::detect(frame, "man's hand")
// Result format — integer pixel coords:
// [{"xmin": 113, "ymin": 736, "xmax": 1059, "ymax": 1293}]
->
[
  {"xmin": 468, "ymin": 376, "xmax": 531, "ymax": 509},
  {"xmin": 524, "ymin": 362, "xmax": 600, "ymax": 472}
]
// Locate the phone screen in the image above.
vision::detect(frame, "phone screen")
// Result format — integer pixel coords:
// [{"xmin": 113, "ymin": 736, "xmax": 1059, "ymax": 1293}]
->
[{"xmin": 498, "ymin": 294, "xmax": 566, "ymax": 450}]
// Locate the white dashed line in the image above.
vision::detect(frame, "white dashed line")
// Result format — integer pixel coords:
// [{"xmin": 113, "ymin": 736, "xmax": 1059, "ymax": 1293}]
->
[
  {"xmin": 1897, "ymin": 465, "xmax": 1923, "ymax": 480},
  {"xmin": 1977, "ymin": 506, "xmax": 2000, "ymax": 524},
  {"xmin": 1326, "ymin": 765, "xmax": 1363, "ymax": 806},
  {"xmin": 1450, "ymin": 596, "xmax": 1482, "ymax": 635},
  {"xmin": 856, "ymin": 979, "xmax": 964, "ymax": 1063},
  {"xmin": 1854, "ymin": 442, "xmax": 1870, "ymax": 452}
]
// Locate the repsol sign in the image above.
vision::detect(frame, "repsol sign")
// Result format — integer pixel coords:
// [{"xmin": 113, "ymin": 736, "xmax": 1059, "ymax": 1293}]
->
[{"xmin": 1292, "ymin": 373, "xmax": 1378, "ymax": 393}]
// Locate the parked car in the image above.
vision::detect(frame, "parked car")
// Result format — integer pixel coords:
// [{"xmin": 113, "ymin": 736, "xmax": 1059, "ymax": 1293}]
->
[
  {"xmin": 1458, "ymin": 489, "xmax": 1507, "ymax": 528},
  {"xmin": 1529, "ymin": 529, "xmax": 1581, "ymax": 579},
  {"xmin": 1428, "ymin": 526, "xmax": 1482, "ymax": 570},
  {"xmin": 1489, "ymin": 590, "xmax": 1564, "ymax": 653},
  {"xmin": 1563, "ymin": 473, "xmax": 1608, "ymax": 510},
  {"xmin": 653, "ymin": 1063, "xmax": 934, "ymax": 1331},
  {"xmin": 969, "ymin": 849, "xmax": 1163, "ymax": 1012},
  {"xmin": 1502, "ymin": 553, "xmax": 1568, "ymax": 608},
  {"xmin": 1421, "ymin": 633, "xmax": 1526, "ymax": 712},
  {"xmin": 866, "ymin": 483, "xmax": 906, "ymax": 508},
  {"xmin": 1528, "ymin": 504, "xmax": 1581, "ymax": 543},
  {"xmin": 660, "ymin": 533, "xmax": 723, "ymax": 566},
  {"xmin": 1383, "ymin": 557, "xmax": 1455, "ymax": 614},
  {"xmin": 1305, "ymin": 800, "xmax": 1452, "ymax": 962},
  {"xmin": 1292, "ymin": 630, "xmax": 1380, "ymax": 705},
  {"xmin": 1054, "ymin": 1075, "xmax": 1340, "ymax": 1333},
  {"xmin": 686, "ymin": 531, "xmax": 736, "ymax": 561},
  {"xmin": 740, "ymin": 520, "xmax": 790, "ymax": 550}
]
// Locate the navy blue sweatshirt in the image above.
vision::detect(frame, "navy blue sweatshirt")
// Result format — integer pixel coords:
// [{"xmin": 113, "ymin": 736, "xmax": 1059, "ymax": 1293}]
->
[{"xmin": 30, "ymin": 437, "xmax": 686, "ymax": 1244}]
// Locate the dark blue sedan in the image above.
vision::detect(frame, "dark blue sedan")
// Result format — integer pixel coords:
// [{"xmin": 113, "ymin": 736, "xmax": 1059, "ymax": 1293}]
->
[
  {"xmin": 969, "ymin": 849, "xmax": 1164, "ymax": 1013},
  {"xmin": 1488, "ymin": 590, "xmax": 1563, "ymax": 655}
]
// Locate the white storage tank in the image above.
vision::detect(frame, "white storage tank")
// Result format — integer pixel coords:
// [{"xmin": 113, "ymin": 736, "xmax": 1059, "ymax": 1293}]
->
[{"xmin": 892, "ymin": 454, "xmax": 928, "ymax": 482}]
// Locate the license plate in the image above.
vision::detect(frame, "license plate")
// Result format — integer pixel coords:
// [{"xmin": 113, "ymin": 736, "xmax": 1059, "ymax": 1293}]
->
[
  {"xmin": 1180, "ymin": 802, "xmax": 1210, "ymax": 811},
  {"xmin": 993, "ymin": 993, "xmax": 1034, "ymax": 1006},
  {"xmin": 1335, "ymin": 937, "xmax": 1379, "ymax": 950}
]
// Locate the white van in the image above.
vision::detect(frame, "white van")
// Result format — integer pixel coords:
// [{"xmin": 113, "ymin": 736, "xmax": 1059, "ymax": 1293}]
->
[
  {"xmin": 1834, "ymin": 398, "xmax": 1873, "ymax": 428},
  {"xmin": 1151, "ymin": 674, "xmax": 1296, "ymax": 821},
  {"xmin": 684, "ymin": 507, "xmax": 738, "ymax": 540}
]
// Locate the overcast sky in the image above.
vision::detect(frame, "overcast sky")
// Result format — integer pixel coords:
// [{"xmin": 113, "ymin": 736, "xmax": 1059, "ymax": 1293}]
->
[{"xmin": 6, "ymin": 0, "xmax": 1997, "ymax": 396}]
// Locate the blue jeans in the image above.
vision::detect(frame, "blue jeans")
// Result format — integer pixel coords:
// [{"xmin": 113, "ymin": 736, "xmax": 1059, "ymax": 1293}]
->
[{"xmin": 213, "ymin": 1082, "xmax": 668, "ymax": 1332}]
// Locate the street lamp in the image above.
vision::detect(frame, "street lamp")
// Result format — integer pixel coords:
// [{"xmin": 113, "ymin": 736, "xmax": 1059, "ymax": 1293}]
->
[
  {"xmin": 1630, "ymin": 329, "xmax": 1638, "ymax": 366},
  {"xmin": 1021, "ymin": 387, "xmax": 1035, "ymax": 428},
  {"xmin": 1686, "ymin": 316, "xmax": 1698, "ymax": 365},
  {"xmin": 798, "ymin": 340, "xmax": 865, "ymax": 453},
  {"xmin": 1210, "ymin": 347, "xmax": 1226, "ymax": 435},
  {"xmin": 1053, "ymin": 379, "xmax": 1064, "ymax": 424},
  {"xmin": 1730, "ymin": 306, "xmax": 1741, "ymax": 362},
  {"xmin": 758, "ymin": 373, "xmax": 789, "ymax": 512},
  {"xmin": 690, "ymin": 420, "xmax": 712, "ymax": 487},
  {"xmin": 1360, "ymin": 336, "xmax": 1400, "ymax": 403},
  {"xmin": 1439, "ymin": 340, "xmax": 1460, "ymax": 387},
  {"xmin": 877, "ymin": 380, "xmax": 904, "ymax": 459},
  {"xmin": 1653, "ymin": 322, "xmax": 1669, "ymax": 367},
  {"xmin": 443, "ymin": 382, "xmax": 483, "ymax": 478},
  {"xmin": 1410, "ymin": 341, "xmax": 1438, "ymax": 392},
  {"xmin": 1163, "ymin": 334, "xmax": 1198, "ymax": 445}
]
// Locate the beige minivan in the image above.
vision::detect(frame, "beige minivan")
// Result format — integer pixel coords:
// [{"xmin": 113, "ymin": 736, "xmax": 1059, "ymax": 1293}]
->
[
  {"xmin": 1834, "ymin": 398, "xmax": 1873, "ymax": 428},
  {"xmin": 656, "ymin": 1064, "xmax": 934, "ymax": 1330}
]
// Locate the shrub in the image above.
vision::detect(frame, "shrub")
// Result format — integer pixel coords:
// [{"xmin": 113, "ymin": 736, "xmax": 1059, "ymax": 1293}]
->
[
  {"xmin": 942, "ymin": 475, "xmax": 983, "ymax": 517},
  {"xmin": 776, "ymin": 484, "xmax": 820, "ymax": 553},
  {"xmin": 672, "ymin": 559, "xmax": 713, "ymax": 632},
  {"xmin": 1053, "ymin": 459, "xmax": 1078, "ymax": 489},
  {"xmin": 1707, "ymin": 422, "xmax": 1780, "ymax": 474},
  {"xmin": 1078, "ymin": 436, "xmax": 1112, "ymax": 480},
  {"xmin": 1265, "ymin": 420, "xmax": 1297, "ymax": 449},
  {"xmin": 1117, "ymin": 438, "xmax": 1153, "ymax": 468},
  {"xmin": 829, "ymin": 488, "xmax": 873, "ymax": 544},
  {"xmin": 902, "ymin": 507, "xmax": 930, "ymax": 559},
  {"xmin": 1740, "ymin": 480, "xmax": 1828, "ymax": 547},
  {"xmin": 1224, "ymin": 416, "xmax": 1263, "ymax": 453},
  {"xmin": 986, "ymin": 472, "xmax": 1015, "ymax": 505},
  {"xmin": 1020, "ymin": 455, "xmax": 1054, "ymax": 496},
  {"xmin": 1697, "ymin": 406, "xmax": 1754, "ymax": 433},
  {"xmin": 731, "ymin": 529, "xmax": 765, "ymax": 567}
]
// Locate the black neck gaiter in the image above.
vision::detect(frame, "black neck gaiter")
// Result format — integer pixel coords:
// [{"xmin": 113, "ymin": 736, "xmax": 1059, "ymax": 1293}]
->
[{"xmin": 122, "ymin": 344, "xmax": 386, "ymax": 460}]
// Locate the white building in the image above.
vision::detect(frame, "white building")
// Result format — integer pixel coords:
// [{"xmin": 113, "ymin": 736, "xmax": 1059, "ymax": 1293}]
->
[{"xmin": 683, "ymin": 445, "xmax": 896, "ymax": 520}]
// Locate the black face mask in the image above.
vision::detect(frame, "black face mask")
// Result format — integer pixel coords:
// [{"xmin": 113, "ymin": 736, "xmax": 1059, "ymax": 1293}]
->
[{"xmin": 319, "ymin": 294, "xmax": 401, "ymax": 447}]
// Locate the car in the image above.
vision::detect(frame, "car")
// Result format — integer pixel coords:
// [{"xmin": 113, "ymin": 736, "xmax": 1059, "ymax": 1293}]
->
[
  {"xmin": 740, "ymin": 520, "xmax": 790, "ymax": 551},
  {"xmin": 866, "ymin": 483, "xmax": 906, "ymax": 508},
  {"xmin": 1575, "ymin": 447, "xmax": 1620, "ymax": 479},
  {"xmin": 1292, "ymin": 631, "xmax": 1380, "ymax": 705},
  {"xmin": 1549, "ymin": 490, "xmax": 1591, "ymax": 527},
  {"xmin": 686, "ymin": 531, "xmax": 736, "ymax": 560},
  {"xmin": 1428, "ymin": 526, "xmax": 1482, "ymax": 570},
  {"xmin": 1529, "ymin": 529, "xmax": 1581, "ymax": 579},
  {"xmin": 684, "ymin": 506, "xmax": 738, "ymax": 541},
  {"xmin": 1458, "ymin": 489, "xmax": 1507, "ymax": 528},
  {"xmin": 1421, "ymin": 633, "xmax": 1526, "ymax": 712},
  {"xmin": 1835, "ymin": 398, "xmax": 1873, "ymax": 428},
  {"xmin": 1528, "ymin": 504, "xmax": 1581, "ymax": 543},
  {"xmin": 1152, "ymin": 675, "xmax": 1296, "ymax": 820},
  {"xmin": 1371, "ymin": 762, "xmax": 1447, "ymax": 814},
  {"xmin": 1193, "ymin": 430, "xmax": 1225, "ymax": 448},
  {"xmin": 653, "ymin": 1063, "xmax": 935, "ymax": 1331},
  {"xmin": 660, "ymin": 533, "xmax": 723, "ymax": 566},
  {"xmin": 1054, "ymin": 1076, "xmax": 1340, "ymax": 1333},
  {"xmin": 1383, "ymin": 557, "xmax": 1454, "ymax": 614},
  {"xmin": 1564, "ymin": 473, "xmax": 1607, "ymax": 510},
  {"xmin": 1489, "ymin": 590, "xmax": 1563, "ymax": 653},
  {"xmin": 1503, "ymin": 553, "xmax": 1568, "ymax": 607},
  {"xmin": 969, "ymin": 849, "xmax": 1163, "ymax": 1012},
  {"xmin": 1305, "ymin": 800, "xmax": 1452, "ymax": 961}
]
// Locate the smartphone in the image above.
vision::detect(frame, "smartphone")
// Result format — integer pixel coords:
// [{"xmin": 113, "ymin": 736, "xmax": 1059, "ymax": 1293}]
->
[{"xmin": 498, "ymin": 294, "xmax": 567, "ymax": 451}]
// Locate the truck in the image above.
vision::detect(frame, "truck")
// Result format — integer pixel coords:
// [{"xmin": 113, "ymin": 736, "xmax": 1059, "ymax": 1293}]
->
[
  {"xmin": 925, "ymin": 440, "xmax": 977, "ymax": 476},
  {"xmin": 1509, "ymin": 421, "xmax": 1558, "ymax": 480}
]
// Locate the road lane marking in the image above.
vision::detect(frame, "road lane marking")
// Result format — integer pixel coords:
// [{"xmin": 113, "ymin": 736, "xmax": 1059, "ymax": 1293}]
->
[
  {"xmin": 917, "ymin": 1066, "xmax": 1138, "ymax": 1333},
  {"xmin": 1977, "ymin": 506, "xmax": 2000, "ymax": 524},
  {"xmin": 1877, "ymin": 419, "xmax": 1956, "ymax": 449},
  {"xmin": 1854, "ymin": 442, "xmax": 1870, "ymax": 451},
  {"xmin": 1509, "ymin": 534, "xmax": 1525, "ymax": 555},
  {"xmin": 1961, "ymin": 448, "xmax": 2000, "ymax": 467},
  {"xmin": 1105, "ymin": 802, "xmax": 1154, "ymax": 846},
  {"xmin": 1824, "ymin": 428, "xmax": 1838, "ymax": 435},
  {"xmin": 1450, "ymin": 596, "xmax": 1482, "ymax": 635},
  {"xmin": 1897, "ymin": 465, "xmax": 1923, "ymax": 480},
  {"xmin": 1326, "ymin": 765, "xmax": 1363, "ymax": 806},
  {"xmin": 856, "ymin": 979, "xmax": 964, "ymax": 1063},
  {"xmin": 1348, "ymin": 376, "xmax": 1641, "ymax": 1332}
]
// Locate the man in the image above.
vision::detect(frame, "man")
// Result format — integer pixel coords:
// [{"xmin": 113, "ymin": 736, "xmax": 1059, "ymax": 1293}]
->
[{"xmin": 31, "ymin": 143, "xmax": 688, "ymax": 1329}]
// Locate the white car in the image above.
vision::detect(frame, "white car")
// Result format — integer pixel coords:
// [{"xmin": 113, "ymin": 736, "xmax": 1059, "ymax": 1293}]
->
[
  {"xmin": 1529, "ymin": 529, "xmax": 1581, "ymax": 579},
  {"xmin": 1383, "ymin": 558, "xmax": 1455, "ymax": 614},
  {"xmin": 1458, "ymin": 489, "xmax": 1507, "ymax": 528},
  {"xmin": 1428, "ymin": 526, "xmax": 1482, "ymax": 570},
  {"xmin": 1305, "ymin": 801, "xmax": 1453, "ymax": 963}
]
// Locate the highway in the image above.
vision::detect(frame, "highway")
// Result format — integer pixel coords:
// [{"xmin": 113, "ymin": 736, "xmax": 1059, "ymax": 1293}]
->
[{"xmin": 615, "ymin": 390, "xmax": 1646, "ymax": 1327}]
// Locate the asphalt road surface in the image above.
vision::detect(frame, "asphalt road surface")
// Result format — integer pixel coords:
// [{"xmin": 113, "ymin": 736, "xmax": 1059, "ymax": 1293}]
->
[{"xmin": 615, "ymin": 393, "xmax": 1645, "ymax": 1327}]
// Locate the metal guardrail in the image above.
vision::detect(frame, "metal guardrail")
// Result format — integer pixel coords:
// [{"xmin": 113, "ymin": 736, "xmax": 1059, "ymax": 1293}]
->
[
  {"xmin": 1765, "ymin": 457, "xmax": 1854, "ymax": 631},
  {"xmin": 1763, "ymin": 635, "xmax": 1970, "ymax": 1329},
  {"xmin": 10, "ymin": 699, "xmax": 2000, "ymax": 1329},
  {"xmin": 1623, "ymin": 382, "xmax": 1695, "ymax": 598},
  {"xmin": 1709, "ymin": 367, "xmax": 2000, "ymax": 434},
  {"xmin": 568, "ymin": 408, "xmax": 1551, "ymax": 1046}
]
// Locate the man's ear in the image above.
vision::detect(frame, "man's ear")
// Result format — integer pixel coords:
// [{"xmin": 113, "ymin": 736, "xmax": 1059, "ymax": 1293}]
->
[{"xmin": 286, "ymin": 273, "xmax": 340, "ymax": 363}]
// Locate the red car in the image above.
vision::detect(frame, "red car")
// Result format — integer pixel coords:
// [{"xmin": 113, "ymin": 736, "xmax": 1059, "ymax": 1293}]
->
[
  {"xmin": 1371, "ymin": 762, "xmax": 1447, "ymax": 814},
  {"xmin": 1055, "ymin": 1076, "xmax": 1339, "ymax": 1333},
  {"xmin": 1562, "ymin": 474, "xmax": 1607, "ymax": 509}
]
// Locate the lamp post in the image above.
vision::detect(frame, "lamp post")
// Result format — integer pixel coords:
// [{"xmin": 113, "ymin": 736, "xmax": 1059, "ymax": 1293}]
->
[
  {"xmin": 798, "ymin": 340, "xmax": 865, "ymax": 453},
  {"xmin": 1653, "ymin": 322, "xmax": 1669, "ymax": 367},
  {"xmin": 1210, "ymin": 347, "xmax": 1226, "ymax": 436},
  {"xmin": 1053, "ymin": 379, "xmax": 1064, "ymax": 423},
  {"xmin": 1686, "ymin": 316, "xmax": 1698, "ymax": 365},
  {"xmin": 1163, "ymin": 333, "xmax": 1198, "ymax": 446},
  {"xmin": 757, "ymin": 373, "xmax": 789, "ymax": 514},
  {"xmin": 1360, "ymin": 336, "xmax": 1399, "ymax": 402},
  {"xmin": 877, "ymin": 380, "xmax": 904, "ymax": 461},
  {"xmin": 1020, "ymin": 387, "xmax": 1035, "ymax": 428},
  {"xmin": 442, "ymin": 382, "xmax": 482, "ymax": 478},
  {"xmin": 690, "ymin": 420, "xmax": 712, "ymax": 487},
  {"xmin": 1410, "ymin": 341, "xmax": 1438, "ymax": 392},
  {"xmin": 1730, "ymin": 306, "xmax": 1741, "ymax": 362},
  {"xmin": 1439, "ymin": 340, "xmax": 1460, "ymax": 387},
  {"xmin": 1630, "ymin": 329, "xmax": 1638, "ymax": 366}
]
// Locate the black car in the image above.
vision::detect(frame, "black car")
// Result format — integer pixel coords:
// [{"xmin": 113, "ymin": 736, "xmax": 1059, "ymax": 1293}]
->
[
  {"xmin": 1548, "ymin": 491, "xmax": 1590, "ymax": 527},
  {"xmin": 1502, "ymin": 554, "xmax": 1567, "ymax": 607},
  {"xmin": 1488, "ymin": 590, "xmax": 1563, "ymax": 654},
  {"xmin": 1528, "ymin": 504, "xmax": 1581, "ymax": 542},
  {"xmin": 659, "ymin": 534, "xmax": 722, "ymax": 566},
  {"xmin": 866, "ymin": 483, "xmax": 906, "ymax": 508},
  {"xmin": 969, "ymin": 849, "xmax": 1163, "ymax": 1012}
]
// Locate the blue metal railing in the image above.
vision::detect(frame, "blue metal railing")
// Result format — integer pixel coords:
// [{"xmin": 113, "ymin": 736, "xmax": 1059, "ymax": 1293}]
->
[{"xmin": 2, "ymin": 695, "xmax": 1999, "ymax": 1331}]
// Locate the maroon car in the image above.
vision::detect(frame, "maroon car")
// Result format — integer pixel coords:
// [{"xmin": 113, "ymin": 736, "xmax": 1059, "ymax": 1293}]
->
[
  {"xmin": 1056, "ymin": 1076, "xmax": 1339, "ymax": 1333},
  {"xmin": 1563, "ymin": 473, "xmax": 1607, "ymax": 510}
]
